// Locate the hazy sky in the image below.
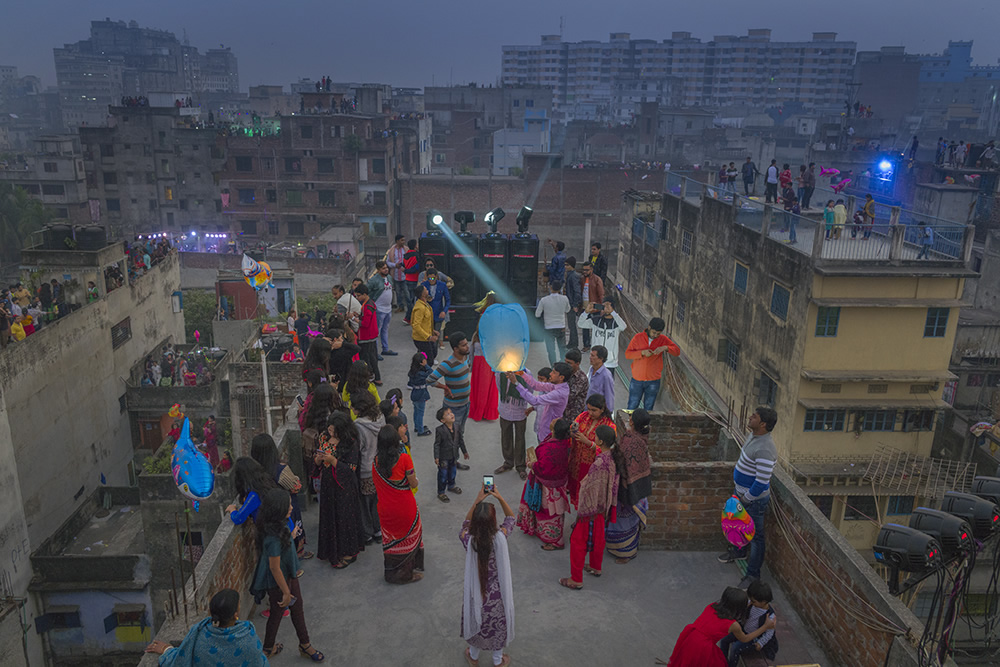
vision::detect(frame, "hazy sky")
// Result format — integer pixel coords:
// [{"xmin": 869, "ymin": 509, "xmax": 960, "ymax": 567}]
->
[{"xmin": 1, "ymin": 0, "xmax": 998, "ymax": 90}]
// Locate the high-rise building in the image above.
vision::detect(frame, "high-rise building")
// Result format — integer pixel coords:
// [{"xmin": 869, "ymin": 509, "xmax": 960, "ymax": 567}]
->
[
  {"xmin": 503, "ymin": 30, "xmax": 857, "ymax": 121},
  {"xmin": 54, "ymin": 19, "xmax": 240, "ymax": 128}
]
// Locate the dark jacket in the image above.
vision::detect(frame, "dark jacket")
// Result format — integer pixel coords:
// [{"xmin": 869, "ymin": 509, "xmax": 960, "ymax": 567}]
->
[
  {"xmin": 589, "ymin": 252, "xmax": 608, "ymax": 281},
  {"xmin": 403, "ymin": 250, "xmax": 421, "ymax": 282},
  {"xmin": 565, "ymin": 268, "xmax": 583, "ymax": 308},
  {"xmin": 433, "ymin": 423, "xmax": 467, "ymax": 461},
  {"xmin": 422, "ymin": 280, "xmax": 451, "ymax": 320},
  {"xmin": 547, "ymin": 251, "xmax": 566, "ymax": 285}
]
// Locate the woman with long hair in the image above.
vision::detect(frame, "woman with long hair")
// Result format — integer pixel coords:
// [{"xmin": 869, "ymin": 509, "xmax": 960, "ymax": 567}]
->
[
  {"xmin": 461, "ymin": 487, "xmax": 515, "ymax": 667},
  {"xmin": 225, "ymin": 458, "xmax": 278, "ymax": 525},
  {"xmin": 373, "ymin": 425, "xmax": 423, "ymax": 583},
  {"xmin": 302, "ymin": 336, "xmax": 332, "ymax": 380},
  {"xmin": 144, "ymin": 589, "xmax": 268, "ymax": 666},
  {"xmin": 325, "ymin": 322, "xmax": 360, "ymax": 389},
  {"xmin": 352, "ymin": 390, "xmax": 385, "ymax": 544},
  {"xmin": 516, "ymin": 418, "xmax": 573, "ymax": 550},
  {"xmin": 341, "ymin": 360, "xmax": 381, "ymax": 418},
  {"xmin": 568, "ymin": 393, "xmax": 616, "ymax": 507},
  {"xmin": 606, "ymin": 408, "xmax": 653, "ymax": 563},
  {"xmin": 313, "ymin": 411, "xmax": 364, "ymax": 569},
  {"xmin": 250, "ymin": 489, "xmax": 324, "ymax": 661},
  {"xmin": 251, "ymin": 433, "xmax": 312, "ymax": 561},
  {"xmin": 666, "ymin": 586, "xmax": 775, "ymax": 666}
]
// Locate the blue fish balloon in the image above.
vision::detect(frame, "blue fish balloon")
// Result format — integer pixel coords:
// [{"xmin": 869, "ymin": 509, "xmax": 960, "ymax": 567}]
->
[
  {"xmin": 478, "ymin": 304, "xmax": 530, "ymax": 373},
  {"xmin": 171, "ymin": 418, "xmax": 215, "ymax": 508}
]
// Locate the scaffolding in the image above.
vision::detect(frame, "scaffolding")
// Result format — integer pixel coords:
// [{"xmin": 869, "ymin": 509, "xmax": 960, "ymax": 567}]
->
[{"xmin": 862, "ymin": 445, "xmax": 978, "ymax": 500}]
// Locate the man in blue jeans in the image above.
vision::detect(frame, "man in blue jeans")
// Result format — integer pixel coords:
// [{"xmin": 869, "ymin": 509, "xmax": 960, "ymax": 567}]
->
[
  {"xmin": 366, "ymin": 260, "xmax": 398, "ymax": 357},
  {"xmin": 624, "ymin": 317, "xmax": 680, "ymax": 410},
  {"xmin": 718, "ymin": 406, "xmax": 779, "ymax": 589}
]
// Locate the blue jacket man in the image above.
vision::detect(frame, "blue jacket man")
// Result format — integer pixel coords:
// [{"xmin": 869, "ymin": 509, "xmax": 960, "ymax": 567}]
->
[
  {"xmin": 546, "ymin": 240, "xmax": 566, "ymax": 286},
  {"xmin": 421, "ymin": 270, "xmax": 451, "ymax": 327}
]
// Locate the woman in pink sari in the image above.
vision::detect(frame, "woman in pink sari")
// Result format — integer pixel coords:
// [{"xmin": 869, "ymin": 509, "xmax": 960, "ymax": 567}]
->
[{"xmin": 516, "ymin": 418, "xmax": 572, "ymax": 550}]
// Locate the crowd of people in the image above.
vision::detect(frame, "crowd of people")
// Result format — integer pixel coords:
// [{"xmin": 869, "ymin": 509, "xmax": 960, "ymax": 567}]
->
[
  {"xmin": 935, "ymin": 138, "xmax": 997, "ymax": 170},
  {"xmin": 141, "ymin": 342, "xmax": 217, "ymax": 388}
]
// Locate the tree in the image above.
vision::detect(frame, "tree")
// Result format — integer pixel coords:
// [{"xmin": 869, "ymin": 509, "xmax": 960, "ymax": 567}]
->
[
  {"xmin": 344, "ymin": 134, "xmax": 362, "ymax": 154},
  {"xmin": 182, "ymin": 289, "xmax": 218, "ymax": 345},
  {"xmin": 0, "ymin": 183, "xmax": 51, "ymax": 266}
]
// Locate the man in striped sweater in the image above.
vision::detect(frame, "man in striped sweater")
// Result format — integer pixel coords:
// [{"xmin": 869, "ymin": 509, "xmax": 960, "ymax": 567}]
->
[
  {"xmin": 427, "ymin": 331, "xmax": 472, "ymax": 470},
  {"xmin": 719, "ymin": 406, "xmax": 778, "ymax": 589}
]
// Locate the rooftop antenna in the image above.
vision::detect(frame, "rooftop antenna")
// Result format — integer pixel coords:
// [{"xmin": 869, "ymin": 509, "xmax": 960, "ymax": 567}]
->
[
  {"xmin": 560, "ymin": 16, "xmax": 564, "ymax": 38},
  {"xmin": 182, "ymin": 28, "xmax": 189, "ymax": 46}
]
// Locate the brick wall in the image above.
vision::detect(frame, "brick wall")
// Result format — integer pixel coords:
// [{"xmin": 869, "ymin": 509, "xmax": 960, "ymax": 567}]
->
[
  {"xmin": 645, "ymin": 461, "xmax": 735, "ymax": 550},
  {"xmin": 647, "ymin": 412, "xmax": 724, "ymax": 462},
  {"xmin": 197, "ymin": 521, "xmax": 258, "ymax": 615}
]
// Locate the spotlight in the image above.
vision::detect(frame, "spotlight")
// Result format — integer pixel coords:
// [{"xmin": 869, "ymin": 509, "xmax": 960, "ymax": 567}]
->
[
  {"xmin": 454, "ymin": 210, "xmax": 475, "ymax": 233},
  {"xmin": 972, "ymin": 476, "xmax": 1000, "ymax": 507},
  {"xmin": 873, "ymin": 524, "xmax": 943, "ymax": 572},
  {"xmin": 878, "ymin": 160, "xmax": 892, "ymax": 172},
  {"xmin": 516, "ymin": 206, "xmax": 533, "ymax": 233},
  {"xmin": 941, "ymin": 491, "xmax": 1000, "ymax": 539},
  {"xmin": 909, "ymin": 508, "xmax": 973, "ymax": 558},
  {"xmin": 426, "ymin": 209, "xmax": 444, "ymax": 231},
  {"xmin": 484, "ymin": 207, "xmax": 505, "ymax": 234}
]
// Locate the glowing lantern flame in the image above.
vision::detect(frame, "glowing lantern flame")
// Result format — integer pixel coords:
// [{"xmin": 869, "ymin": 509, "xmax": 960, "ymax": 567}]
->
[{"xmin": 478, "ymin": 304, "xmax": 530, "ymax": 373}]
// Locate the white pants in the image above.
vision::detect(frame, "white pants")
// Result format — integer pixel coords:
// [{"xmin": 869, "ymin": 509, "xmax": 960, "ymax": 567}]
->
[{"xmin": 468, "ymin": 645, "xmax": 504, "ymax": 665}]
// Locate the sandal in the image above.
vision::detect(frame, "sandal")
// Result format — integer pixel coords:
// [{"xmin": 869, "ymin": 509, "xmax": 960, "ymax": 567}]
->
[
  {"xmin": 541, "ymin": 543, "xmax": 564, "ymax": 551},
  {"xmin": 465, "ymin": 646, "xmax": 478, "ymax": 666},
  {"xmin": 296, "ymin": 568, "xmax": 305, "ymax": 578},
  {"xmin": 299, "ymin": 643, "xmax": 325, "ymax": 662},
  {"xmin": 331, "ymin": 559, "xmax": 351, "ymax": 569},
  {"xmin": 559, "ymin": 577, "xmax": 583, "ymax": 590},
  {"xmin": 584, "ymin": 566, "xmax": 602, "ymax": 577},
  {"xmin": 263, "ymin": 643, "xmax": 284, "ymax": 657},
  {"xmin": 407, "ymin": 572, "xmax": 424, "ymax": 584},
  {"xmin": 299, "ymin": 551, "xmax": 315, "ymax": 560}
]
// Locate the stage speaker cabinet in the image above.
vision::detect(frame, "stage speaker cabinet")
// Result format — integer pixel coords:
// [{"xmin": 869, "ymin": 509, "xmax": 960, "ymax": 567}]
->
[
  {"xmin": 479, "ymin": 233, "xmax": 509, "ymax": 286},
  {"xmin": 509, "ymin": 233, "xmax": 539, "ymax": 306},
  {"xmin": 449, "ymin": 232, "xmax": 480, "ymax": 305},
  {"xmin": 419, "ymin": 232, "xmax": 449, "ymax": 275},
  {"xmin": 445, "ymin": 304, "xmax": 479, "ymax": 339}
]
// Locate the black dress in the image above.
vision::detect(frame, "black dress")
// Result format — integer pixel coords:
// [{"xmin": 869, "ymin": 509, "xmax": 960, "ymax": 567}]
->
[{"xmin": 316, "ymin": 433, "xmax": 365, "ymax": 564}]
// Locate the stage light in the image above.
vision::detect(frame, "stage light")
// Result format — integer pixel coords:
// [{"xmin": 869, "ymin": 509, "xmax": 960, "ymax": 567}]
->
[
  {"xmin": 941, "ymin": 491, "xmax": 1000, "ymax": 539},
  {"xmin": 873, "ymin": 524, "xmax": 943, "ymax": 572},
  {"xmin": 878, "ymin": 160, "xmax": 892, "ymax": 172},
  {"xmin": 454, "ymin": 210, "xmax": 475, "ymax": 232},
  {"xmin": 426, "ymin": 209, "xmax": 444, "ymax": 231},
  {"xmin": 484, "ymin": 207, "xmax": 505, "ymax": 233},
  {"xmin": 909, "ymin": 508, "xmax": 973, "ymax": 558},
  {"xmin": 516, "ymin": 206, "xmax": 533, "ymax": 233},
  {"xmin": 972, "ymin": 476, "xmax": 1000, "ymax": 507}
]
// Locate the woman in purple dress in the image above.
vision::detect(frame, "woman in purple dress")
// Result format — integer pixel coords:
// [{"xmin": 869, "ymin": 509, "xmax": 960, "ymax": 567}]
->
[{"xmin": 461, "ymin": 487, "xmax": 515, "ymax": 667}]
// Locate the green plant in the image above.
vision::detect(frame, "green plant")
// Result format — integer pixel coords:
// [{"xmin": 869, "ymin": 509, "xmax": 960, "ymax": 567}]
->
[
  {"xmin": 344, "ymin": 134, "xmax": 362, "ymax": 154},
  {"xmin": 510, "ymin": 166, "xmax": 523, "ymax": 177},
  {"xmin": 142, "ymin": 443, "xmax": 173, "ymax": 475},
  {"xmin": 297, "ymin": 292, "xmax": 338, "ymax": 319},
  {"xmin": 63, "ymin": 236, "xmax": 77, "ymax": 250},
  {"xmin": 459, "ymin": 165, "xmax": 474, "ymax": 176},
  {"xmin": 0, "ymin": 183, "xmax": 52, "ymax": 263},
  {"xmin": 182, "ymin": 289, "xmax": 218, "ymax": 344}
]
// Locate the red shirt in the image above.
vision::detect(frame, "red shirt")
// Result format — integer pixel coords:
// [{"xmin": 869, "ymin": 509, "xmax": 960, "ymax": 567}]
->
[
  {"xmin": 358, "ymin": 300, "xmax": 379, "ymax": 343},
  {"xmin": 625, "ymin": 331, "xmax": 680, "ymax": 381}
]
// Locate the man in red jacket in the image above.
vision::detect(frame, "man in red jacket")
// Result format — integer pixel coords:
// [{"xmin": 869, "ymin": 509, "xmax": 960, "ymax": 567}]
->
[
  {"xmin": 402, "ymin": 239, "xmax": 421, "ymax": 323},
  {"xmin": 354, "ymin": 284, "xmax": 382, "ymax": 385},
  {"xmin": 624, "ymin": 317, "xmax": 680, "ymax": 410}
]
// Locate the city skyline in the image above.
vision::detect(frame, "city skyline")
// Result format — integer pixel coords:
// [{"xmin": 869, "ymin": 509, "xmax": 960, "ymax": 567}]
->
[{"xmin": 0, "ymin": 0, "xmax": 998, "ymax": 92}]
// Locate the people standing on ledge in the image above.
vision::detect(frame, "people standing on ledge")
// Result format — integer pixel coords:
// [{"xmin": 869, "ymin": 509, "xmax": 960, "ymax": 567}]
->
[{"xmin": 624, "ymin": 317, "xmax": 680, "ymax": 411}]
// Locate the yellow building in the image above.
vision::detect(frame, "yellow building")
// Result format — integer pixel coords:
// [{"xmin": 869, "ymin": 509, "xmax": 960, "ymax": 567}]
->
[{"xmin": 618, "ymin": 179, "xmax": 976, "ymax": 553}]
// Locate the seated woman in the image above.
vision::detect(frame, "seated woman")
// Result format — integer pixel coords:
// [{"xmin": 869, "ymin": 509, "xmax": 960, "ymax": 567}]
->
[
  {"xmin": 144, "ymin": 589, "xmax": 268, "ymax": 666},
  {"xmin": 373, "ymin": 425, "xmax": 424, "ymax": 584},
  {"xmin": 516, "ymin": 418, "xmax": 572, "ymax": 551},
  {"xmin": 666, "ymin": 586, "xmax": 776, "ymax": 667}
]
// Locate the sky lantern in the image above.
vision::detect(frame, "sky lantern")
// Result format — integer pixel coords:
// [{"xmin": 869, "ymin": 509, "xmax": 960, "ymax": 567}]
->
[{"xmin": 478, "ymin": 304, "xmax": 530, "ymax": 373}]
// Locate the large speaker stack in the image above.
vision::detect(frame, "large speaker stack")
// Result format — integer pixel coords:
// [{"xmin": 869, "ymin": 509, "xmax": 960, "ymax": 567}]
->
[{"xmin": 509, "ymin": 233, "xmax": 540, "ymax": 306}]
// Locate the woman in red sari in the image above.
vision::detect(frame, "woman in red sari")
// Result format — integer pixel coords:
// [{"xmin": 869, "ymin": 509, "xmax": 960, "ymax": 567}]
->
[
  {"xmin": 516, "ymin": 418, "xmax": 572, "ymax": 550},
  {"xmin": 667, "ymin": 587, "xmax": 775, "ymax": 666},
  {"xmin": 373, "ymin": 425, "xmax": 424, "ymax": 584},
  {"xmin": 568, "ymin": 394, "xmax": 615, "ymax": 507},
  {"xmin": 469, "ymin": 294, "xmax": 500, "ymax": 422}
]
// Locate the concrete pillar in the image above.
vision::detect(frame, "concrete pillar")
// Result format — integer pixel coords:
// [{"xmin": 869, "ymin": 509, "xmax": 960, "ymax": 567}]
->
[
  {"xmin": 761, "ymin": 205, "xmax": 773, "ymax": 236},
  {"xmin": 963, "ymin": 225, "xmax": 976, "ymax": 264},
  {"xmin": 889, "ymin": 225, "xmax": 905, "ymax": 263},
  {"xmin": 583, "ymin": 218, "xmax": 592, "ymax": 258},
  {"xmin": 811, "ymin": 218, "xmax": 825, "ymax": 258},
  {"xmin": 889, "ymin": 206, "xmax": 900, "ymax": 226}
]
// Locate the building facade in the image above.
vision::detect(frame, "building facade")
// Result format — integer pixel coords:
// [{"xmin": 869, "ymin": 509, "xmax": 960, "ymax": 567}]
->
[{"xmin": 0, "ymin": 135, "xmax": 89, "ymax": 224}]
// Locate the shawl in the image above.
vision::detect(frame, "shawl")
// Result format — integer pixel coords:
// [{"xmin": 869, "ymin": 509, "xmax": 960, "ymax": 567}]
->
[
  {"xmin": 577, "ymin": 451, "xmax": 619, "ymax": 518},
  {"xmin": 532, "ymin": 436, "xmax": 571, "ymax": 487},
  {"xmin": 563, "ymin": 370, "xmax": 589, "ymax": 420},
  {"xmin": 617, "ymin": 430, "xmax": 653, "ymax": 506},
  {"xmin": 159, "ymin": 618, "xmax": 268, "ymax": 667},
  {"xmin": 462, "ymin": 526, "xmax": 515, "ymax": 646}
]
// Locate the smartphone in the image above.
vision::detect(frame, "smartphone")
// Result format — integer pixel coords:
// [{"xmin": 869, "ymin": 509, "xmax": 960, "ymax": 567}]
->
[
  {"xmin": 295, "ymin": 394, "xmax": 305, "ymax": 407},
  {"xmin": 483, "ymin": 475, "xmax": 495, "ymax": 493}
]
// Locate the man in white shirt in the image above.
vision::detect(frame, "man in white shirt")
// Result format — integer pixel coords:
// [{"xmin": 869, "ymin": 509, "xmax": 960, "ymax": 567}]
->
[
  {"xmin": 535, "ymin": 280, "xmax": 571, "ymax": 365},
  {"xmin": 366, "ymin": 261, "xmax": 397, "ymax": 356},
  {"xmin": 577, "ymin": 300, "xmax": 626, "ymax": 368},
  {"xmin": 332, "ymin": 284, "xmax": 361, "ymax": 332},
  {"xmin": 764, "ymin": 159, "xmax": 779, "ymax": 203}
]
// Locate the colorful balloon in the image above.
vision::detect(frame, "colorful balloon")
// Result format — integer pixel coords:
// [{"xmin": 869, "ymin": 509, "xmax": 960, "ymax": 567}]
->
[
  {"xmin": 721, "ymin": 495, "xmax": 755, "ymax": 548},
  {"xmin": 242, "ymin": 254, "xmax": 274, "ymax": 291},
  {"xmin": 478, "ymin": 304, "xmax": 530, "ymax": 373},
  {"xmin": 171, "ymin": 418, "xmax": 215, "ymax": 508},
  {"xmin": 832, "ymin": 178, "xmax": 852, "ymax": 194},
  {"xmin": 820, "ymin": 166, "xmax": 840, "ymax": 177}
]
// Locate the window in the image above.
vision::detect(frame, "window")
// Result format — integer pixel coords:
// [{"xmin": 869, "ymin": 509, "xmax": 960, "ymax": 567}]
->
[
  {"xmin": 235, "ymin": 156, "xmax": 253, "ymax": 172},
  {"xmin": 287, "ymin": 221, "xmax": 305, "ymax": 237},
  {"xmin": 300, "ymin": 125, "xmax": 314, "ymax": 139},
  {"xmin": 903, "ymin": 410, "xmax": 935, "ymax": 432},
  {"xmin": 145, "ymin": 172, "xmax": 154, "ymax": 185},
  {"xmin": 770, "ymin": 284, "xmax": 790, "ymax": 321},
  {"xmin": 733, "ymin": 262, "xmax": 748, "ymax": 294},
  {"xmin": 859, "ymin": 410, "xmax": 896, "ymax": 432},
  {"xmin": 164, "ymin": 187, "xmax": 173, "ymax": 201},
  {"xmin": 43, "ymin": 162, "xmax": 58, "ymax": 173},
  {"xmin": 887, "ymin": 496, "xmax": 914, "ymax": 516},
  {"xmin": 968, "ymin": 373, "xmax": 984, "ymax": 387},
  {"xmin": 100, "ymin": 144, "xmax": 114, "ymax": 158},
  {"xmin": 240, "ymin": 220, "xmax": 257, "ymax": 235},
  {"xmin": 681, "ymin": 229, "xmax": 693, "ymax": 256},
  {"xmin": 804, "ymin": 409, "xmax": 845, "ymax": 431},
  {"xmin": 160, "ymin": 159, "xmax": 170, "ymax": 174},
  {"xmin": 843, "ymin": 495, "xmax": 877, "ymax": 521},
  {"xmin": 106, "ymin": 198, "xmax": 120, "ymax": 211},
  {"xmin": 372, "ymin": 191, "xmax": 386, "ymax": 206},
  {"xmin": 266, "ymin": 189, "xmax": 277, "ymax": 203},
  {"xmin": 286, "ymin": 190, "xmax": 303, "ymax": 205},
  {"xmin": 331, "ymin": 125, "xmax": 342, "ymax": 138},
  {"xmin": 372, "ymin": 158, "xmax": 386, "ymax": 174},
  {"xmin": 319, "ymin": 190, "xmax": 336, "ymax": 207},
  {"xmin": 676, "ymin": 299, "xmax": 686, "ymax": 323},
  {"xmin": 815, "ymin": 306, "xmax": 840, "ymax": 337},
  {"xmin": 717, "ymin": 338, "xmax": 738, "ymax": 371},
  {"xmin": 809, "ymin": 496, "xmax": 833, "ymax": 519},
  {"xmin": 42, "ymin": 184, "xmax": 65, "ymax": 196},
  {"xmin": 924, "ymin": 308, "xmax": 949, "ymax": 337},
  {"xmin": 910, "ymin": 384, "xmax": 935, "ymax": 394},
  {"xmin": 179, "ymin": 199, "xmax": 188, "ymax": 211},
  {"xmin": 435, "ymin": 153, "xmax": 446, "ymax": 163},
  {"xmin": 35, "ymin": 607, "xmax": 82, "ymax": 634},
  {"xmin": 317, "ymin": 158, "xmax": 335, "ymax": 173},
  {"xmin": 238, "ymin": 188, "xmax": 255, "ymax": 205},
  {"xmin": 102, "ymin": 171, "xmax": 117, "ymax": 185},
  {"xmin": 513, "ymin": 99, "xmax": 520, "ymax": 107},
  {"xmin": 19, "ymin": 183, "xmax": 40, "ymax": 195},
  {"xmin": 267, "ymin": 220, "xmax": 279, "ymax": 235},
  {"xmin": 756, "ymin": 373, "xmax": 778, "ymax": 407},
  {"xmin": 821, "ymin": 384, "xmax": 841, "ymax": 393},
  {"xmin": 111, "ymin": 317, "xmax": 132, "ymax": 349},
  {"xmin": 166, "ymin": 212, "xmax": 174, "ymax": 225},
  {"xmin": 284, "ymin": 158, "xmax": 302, "ymax": 173}
]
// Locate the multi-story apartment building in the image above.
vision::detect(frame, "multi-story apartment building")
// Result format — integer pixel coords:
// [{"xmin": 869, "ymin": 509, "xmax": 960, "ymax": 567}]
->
[
  {"xmin": 916, "ymin": 40, "xmax": 1000, "ymax": 130},
  {"xmin": 79, "ymin": 105, "xmax": 227, "ymax": 239},
  {"xmin": 503, "ymin": 30, "xmax": 856, "ymax": 120},
  {"xmin": 620, "ymin": 181, "xmax": 975, "ymax": 553},
  {"xmin": 54, "ymin": 19, "xmax": 239, "ymax": 128},
  {"xmin": 0, "ymin": 135, "xmax": 89, "ymax": 224},
  {"xmin": 217, "ymin": 91, "xmax": 405, "ymax": 247}
]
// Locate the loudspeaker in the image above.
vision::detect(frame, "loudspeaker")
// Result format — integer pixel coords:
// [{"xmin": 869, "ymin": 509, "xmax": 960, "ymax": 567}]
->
[
  {"xmin": 509, "ymin": 233, "xmax": 539, "ymax": 306},
  {"xmin": 448, "ymin": 232, "xmax": 480, "ymax": 305},
  {"xmin": 479, "ymin": 233, "xmax": 509, "ymax": 286},
  {"xmin": 419, "ymin": 232, "xmax": 449, "ymax": 275},
  {"xmin": 445, "ymin": 304, "xmax": 479, "ymax": 339}
]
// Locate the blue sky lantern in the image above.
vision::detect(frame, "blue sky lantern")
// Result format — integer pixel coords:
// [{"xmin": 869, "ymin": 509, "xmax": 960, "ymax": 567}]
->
[
  {"xmin": 479, "ymin": 304, "xmax": 530, "ymax": 372},
  {"xmin": 171, "ymin": 418, "xmax": 215, "ymax": 509}
]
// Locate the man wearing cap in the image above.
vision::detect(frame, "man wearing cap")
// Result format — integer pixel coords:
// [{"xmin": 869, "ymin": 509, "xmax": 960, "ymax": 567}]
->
[{"xmin": 624, "ymin": 317, "xmax": 680, "ymax": 410}]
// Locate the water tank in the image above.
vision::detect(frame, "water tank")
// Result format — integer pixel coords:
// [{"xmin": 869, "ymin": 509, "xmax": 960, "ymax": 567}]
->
[
  {"xmin": 46, "ymin": 224, "xmax": 74, "ymax": 249},
  {"xmin": 76, "ymin": 226, "xmax": 108, "ymax": 251}
]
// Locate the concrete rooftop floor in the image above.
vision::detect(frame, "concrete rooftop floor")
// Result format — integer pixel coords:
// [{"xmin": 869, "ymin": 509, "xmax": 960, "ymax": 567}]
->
[{"xmin": 254, "ymin": 315, "xmax": 830, "ymax": 666}]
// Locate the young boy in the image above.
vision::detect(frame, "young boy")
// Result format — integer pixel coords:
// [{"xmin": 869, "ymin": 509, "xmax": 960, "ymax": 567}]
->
[
  {"xmin": 433, "ymin": 407, "xmax": 469, "ymax": 502},
  {"xmin": 720, "ymin": 580, "xmax": 778, "ymax": 666}
]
